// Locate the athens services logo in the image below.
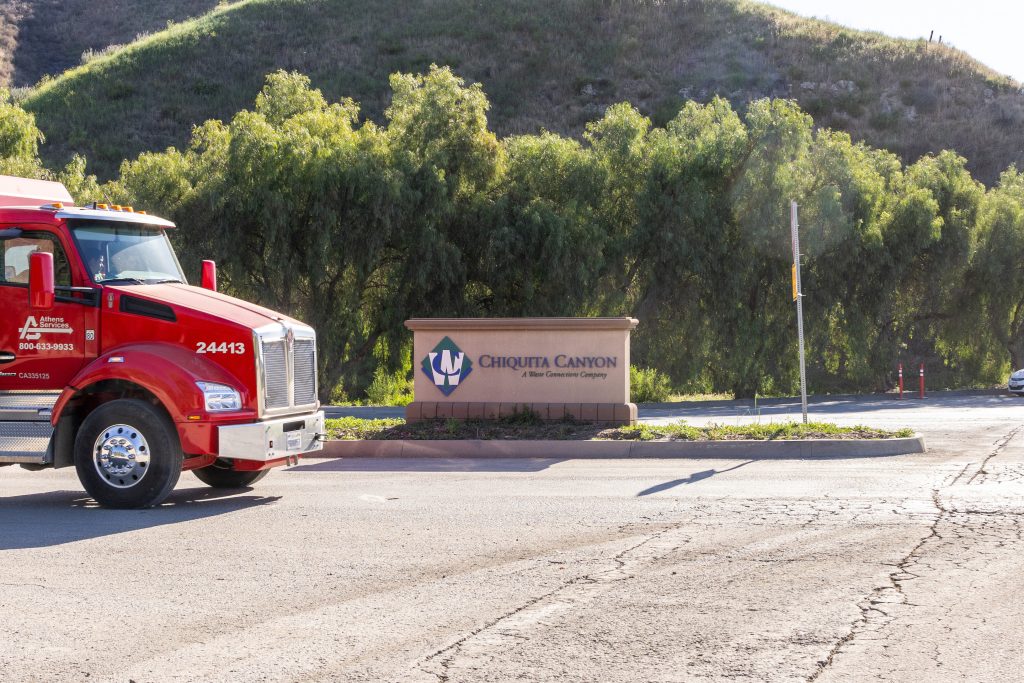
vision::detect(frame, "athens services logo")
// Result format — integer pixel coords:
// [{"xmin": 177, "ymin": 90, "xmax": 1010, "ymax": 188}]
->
[
  {"xmin": 19, "ymin": 315, "xmax": 73, "ymax": 340},
  {"xmin": 421, "ymin": 336, "xmax": 472, "ymax": 396}
]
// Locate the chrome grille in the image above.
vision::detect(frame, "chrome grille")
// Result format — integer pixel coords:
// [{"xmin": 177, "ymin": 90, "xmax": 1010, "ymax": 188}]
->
[
  {"xmin": 256, "ymin": 324, "xmax": 319, "ymax": 416},
  {"xmin": 261, "ymin": 339, "xmax": 289, "ymax": 409},
  {"xmin": 293, "ymin": 339, "xmax": 317, "ymax": 406}
]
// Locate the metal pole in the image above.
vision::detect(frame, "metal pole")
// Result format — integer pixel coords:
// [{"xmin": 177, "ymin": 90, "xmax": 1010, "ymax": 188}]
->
[
  {"xmin": 791, "ymin": 201, "xmax": 808, "ymax": 424},
  {"xmin": 898, "ymin": 362, "xmax": 904, "ymax": 399}
]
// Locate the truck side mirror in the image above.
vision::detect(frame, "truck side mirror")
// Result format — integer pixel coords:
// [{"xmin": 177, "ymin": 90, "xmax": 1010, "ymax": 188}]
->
[
  {"xmin": 28, "ymin": 251, "xmax": 54, "ymax": 309},
  {"xmin": 201, "ymin": 259, "xmax": 217, "ymax": 291}
]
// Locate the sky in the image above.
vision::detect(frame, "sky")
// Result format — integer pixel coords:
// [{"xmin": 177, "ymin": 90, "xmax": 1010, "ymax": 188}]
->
[{"xmin": 766, "ymin": 1, "xmax": 1024, "ymax": 82}]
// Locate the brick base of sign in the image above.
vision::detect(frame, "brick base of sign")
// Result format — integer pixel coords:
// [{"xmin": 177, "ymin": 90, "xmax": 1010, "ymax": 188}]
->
[{"xmin": 405, "ymin": 402, "xmax": 638, "ymax": 426}]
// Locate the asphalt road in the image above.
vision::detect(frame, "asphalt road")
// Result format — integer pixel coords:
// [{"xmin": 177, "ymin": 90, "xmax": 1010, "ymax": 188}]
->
[{"xmin": 2, "ymin": 393, "xmax": 1023, "ymax": 681}]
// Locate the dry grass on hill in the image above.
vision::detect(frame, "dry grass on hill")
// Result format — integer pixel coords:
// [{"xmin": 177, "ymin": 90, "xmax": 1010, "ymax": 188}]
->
[
  {"xmin": 0, "ymin": 0, "xmax": 220, "ymax": 88},
  {"xmin": 0, "ymin": 0, "xmax": 29, "ymax": 86},
  {"xmin": 9, "ymin": 0, "xmax": 1024, "ymax": 185}
]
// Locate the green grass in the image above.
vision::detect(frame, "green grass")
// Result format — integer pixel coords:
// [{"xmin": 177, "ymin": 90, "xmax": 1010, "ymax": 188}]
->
[
  {"xmin": 665, "ymin": 392, "xmax": 736, "ymax": 402},
  {"xmin": 10, "ymin": 1, "xmax": 223, "ymax": 88},
  {"xmin": 325, "ymin": 416, "xmax": 407, "ymax": 440},
  {"xmin": 324, "ymin": 417, "xmax": 914, "ymax": 441},
  {"xmin": 16, "ymin": 0, "xmax": 1024, "ymax": 184},
  {"xmin": 325, "ymin": 414, "xmax": 598, "ymax": 440},
  {"xmin": 612, "ymin": 421, "xmax": 914, "ymax": 441},
  {"xmin": 0, "ymin": 1, "xmax": 223, "ymax": 89}
]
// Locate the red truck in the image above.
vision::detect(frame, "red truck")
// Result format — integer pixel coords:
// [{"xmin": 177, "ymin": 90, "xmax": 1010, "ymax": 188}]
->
[{"xmin": 0, "ymin": 176, "xmax": 324, "ymax": 508}]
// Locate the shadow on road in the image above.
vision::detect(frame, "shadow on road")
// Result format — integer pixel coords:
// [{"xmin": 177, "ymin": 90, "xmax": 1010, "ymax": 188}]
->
[
  {"xmin": 636, "ymin": 460, "xmax": 754, "ymax": 497},
  {"xmin": 0, "ymin": 486, "xmax": 279, "ymax": 549},
  {"xmin": 288, "ymin": 457, "xmax": 565, "ymax": 473}
]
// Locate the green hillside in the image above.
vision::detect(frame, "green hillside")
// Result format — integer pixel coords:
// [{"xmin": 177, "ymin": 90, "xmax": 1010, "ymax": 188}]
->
[
  {"xmin": 0, "ymin": 0, "xmax": 221, "ymax": 87},
  {"xmin": 19, "ymin": 0, "xmax": 1024, "ymax": 183}
]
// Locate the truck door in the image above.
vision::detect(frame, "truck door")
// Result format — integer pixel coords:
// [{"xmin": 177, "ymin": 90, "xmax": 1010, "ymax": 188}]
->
[{"xmin": 0, "ymin": 228, "xmax": 98, "ymax": 391}]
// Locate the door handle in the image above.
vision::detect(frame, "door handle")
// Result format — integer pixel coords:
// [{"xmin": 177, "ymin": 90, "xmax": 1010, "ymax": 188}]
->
[{"xmin": 0, "ymin": 351, "xmax": 15, "ymax": 364}]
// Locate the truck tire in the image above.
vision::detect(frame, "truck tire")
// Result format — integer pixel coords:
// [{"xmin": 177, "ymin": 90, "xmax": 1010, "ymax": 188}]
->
[
  {"xmin": 74, "ymin": 399, "xmax": 183, "ymax": 509},
  {"xmin": 192, "ymin": 459, "xmax": 269, "ymax": 488}
]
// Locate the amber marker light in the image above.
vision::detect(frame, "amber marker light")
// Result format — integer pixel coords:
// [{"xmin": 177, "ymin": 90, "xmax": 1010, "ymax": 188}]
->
[{"xmin": 187, "ymin": 414, "xmax": 202, "ymax": 421}]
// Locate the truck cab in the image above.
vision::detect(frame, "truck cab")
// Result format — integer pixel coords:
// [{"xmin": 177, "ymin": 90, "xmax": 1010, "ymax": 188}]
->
[{"xmin": 0, "ymin": 176, "xmax": 324, "ymax": 508}]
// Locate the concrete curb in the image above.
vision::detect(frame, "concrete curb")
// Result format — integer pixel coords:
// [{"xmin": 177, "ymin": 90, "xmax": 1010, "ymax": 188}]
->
[
  {"xmin": 319, "ymin": 435, "xmax": 925, "ymax": 459},
  {"xmin": 637, "ymin": 388, "xmax": 1007, "ymax": 411},
  {"xmin": 323, "ymin": 389, "xmax": 1008, "ymax": 419}
]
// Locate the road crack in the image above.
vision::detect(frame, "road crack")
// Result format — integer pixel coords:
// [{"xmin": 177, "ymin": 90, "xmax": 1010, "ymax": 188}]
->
[
  {"xmin": 416, "ymin": 525, "xmax": 687, "ymax": 681},
  {"xmin": 806, "ymin": 488, "xmax": 946, "ymax": 681},
  {"xmin": 808, "ymin": 423, "xmax": 1021, "ymax": 681},
  {"xmin": 0, "ymin": 581, "xmax": 47, "ymax": 589},
  {"xmin": 964, "ymin": 425, "xmax": 1021, "ymax": 484}
]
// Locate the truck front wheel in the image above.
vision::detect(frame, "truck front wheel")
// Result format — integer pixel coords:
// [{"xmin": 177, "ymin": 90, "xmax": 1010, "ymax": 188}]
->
[
  {"xmin": 192, "ymin": 459, "xmax": 269, "ymax": 488},
  {"xmin": 74, "ymin": 399, "xmax": 183, "ymax": 509}
]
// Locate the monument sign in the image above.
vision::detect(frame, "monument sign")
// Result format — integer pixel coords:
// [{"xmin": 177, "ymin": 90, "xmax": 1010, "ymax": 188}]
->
[{"xmin": 405, "ymin": 318, "xmax": 638, "ymax": 425}]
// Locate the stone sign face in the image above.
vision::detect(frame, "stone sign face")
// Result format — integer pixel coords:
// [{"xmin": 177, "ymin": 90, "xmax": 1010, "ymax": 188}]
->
[{"xmin": 405, "ymin": 318, "xmax": 638, "ymax": 425}]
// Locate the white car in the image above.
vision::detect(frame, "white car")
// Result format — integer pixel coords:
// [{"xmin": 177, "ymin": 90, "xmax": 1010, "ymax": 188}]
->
[{"xmin": 1009, "ymin": 370, "xmax": 1024, "ymax": 395}]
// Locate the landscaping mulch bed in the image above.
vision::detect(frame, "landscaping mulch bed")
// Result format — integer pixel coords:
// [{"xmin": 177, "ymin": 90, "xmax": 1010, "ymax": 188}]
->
[{"xmin": 325, "ymin": 416, "xmax": 913, "ymax": 442}]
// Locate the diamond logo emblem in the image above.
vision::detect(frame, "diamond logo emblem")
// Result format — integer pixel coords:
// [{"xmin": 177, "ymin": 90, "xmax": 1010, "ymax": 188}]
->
[{"xmin": 421, "ymin": 336, "xmax": 472, "ymax": 396}]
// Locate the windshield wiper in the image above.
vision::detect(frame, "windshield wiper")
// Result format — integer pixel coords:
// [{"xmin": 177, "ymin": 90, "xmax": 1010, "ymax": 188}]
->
[
  {"xmin": 97, "ymin": 277, "xmax": 146, "ymax": 285},
  {"xmin": 148, "ymin": 278, "xmax": 183, "ymax": 284}
]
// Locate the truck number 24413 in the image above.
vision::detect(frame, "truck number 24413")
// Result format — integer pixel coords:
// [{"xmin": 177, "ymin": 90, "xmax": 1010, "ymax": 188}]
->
[{"xmin": 196, "ymin": 341, "xmax": 246, "ymax": 354}]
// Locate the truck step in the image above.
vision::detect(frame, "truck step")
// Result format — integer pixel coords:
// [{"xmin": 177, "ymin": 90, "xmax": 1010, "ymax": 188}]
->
[
  {"xmin": 0, "ymin": 392, "xmax": 60, "ymax": 422},
  {"xmin": 0, "ymin": 421, "xmax": 53, "ymax": 464}
]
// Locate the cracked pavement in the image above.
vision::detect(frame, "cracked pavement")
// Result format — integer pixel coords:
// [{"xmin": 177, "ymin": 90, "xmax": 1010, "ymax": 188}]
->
[{"xmin": 2, "ymin": 393, "xmax": 1023, "ymax": 681}]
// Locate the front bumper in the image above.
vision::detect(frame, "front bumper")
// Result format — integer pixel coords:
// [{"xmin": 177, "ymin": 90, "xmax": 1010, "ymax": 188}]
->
[{"xmin": 217, "ymin": 411, "xmax": 325, "ymax": 461}]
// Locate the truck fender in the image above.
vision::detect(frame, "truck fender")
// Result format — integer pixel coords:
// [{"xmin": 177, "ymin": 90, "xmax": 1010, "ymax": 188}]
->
[{"xmin": 52, "ymin": 342, "xmax": 252, "ymax": 426}]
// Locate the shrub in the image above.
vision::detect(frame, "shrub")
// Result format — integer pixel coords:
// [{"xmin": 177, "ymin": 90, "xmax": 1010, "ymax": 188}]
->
[
  {"xmin": 630, "ymin": 366, "xmax": 673, "ymax": 403},
  {"xmin": 868, "ymin": 110, "xmax": 901, "ymax": 130},
  {"xmin": 327, "ymin": 383, "xmax": 350, "ymax": 405},
  {"xmin": 364, "ymin": 368, "xmax": 414, "ymax": 406},
  {"xmin": 499, "ymin": 406, "xmax": 545, "ymax": 426}
]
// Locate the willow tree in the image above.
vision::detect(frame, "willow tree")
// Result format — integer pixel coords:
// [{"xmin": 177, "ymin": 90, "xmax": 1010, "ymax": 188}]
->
[
  {"xmin": 111, "ymin": 67, "xmax": 501, "ymax": 399},
  {"xmin": 891, "ymin": 152, "xmax": 986, "ymax": 384},
  {"xmin": 104, "ymin": 68, "xmax": 1008, "ymax": 400},
  {"xmin": 478, "ymin": 132, "xmax": 606, "ymax": 315},
  {"xmin": 0, "ymin": 89, "xmax": 99, "ymax": 200},
  {"xmin": 797, "ymin": 131, "xmax": 897, "ymax": 391},
  {"xmin": 972, "ymin": 169, "xmax": 1024, "ymax": 369},
  {"xmin": 624, "ymin": 98, "xmax": 747, "ymax": 389}
]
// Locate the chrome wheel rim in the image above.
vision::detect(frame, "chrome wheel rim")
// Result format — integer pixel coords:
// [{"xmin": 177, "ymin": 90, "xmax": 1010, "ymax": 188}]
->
[{"xmin": 93, "ymin": 424, "xmax": 151, "ymax": 489}]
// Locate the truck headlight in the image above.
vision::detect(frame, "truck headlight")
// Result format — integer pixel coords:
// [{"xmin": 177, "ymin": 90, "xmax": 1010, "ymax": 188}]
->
[{"xmin": 196, "ymin": 381, "xmax": 242, "ymax": 412}]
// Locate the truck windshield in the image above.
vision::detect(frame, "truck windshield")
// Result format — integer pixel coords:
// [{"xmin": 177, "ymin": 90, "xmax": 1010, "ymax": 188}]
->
[{"xmin": 72, "ymin": 222, "xmax": 186, "ymax": 285}]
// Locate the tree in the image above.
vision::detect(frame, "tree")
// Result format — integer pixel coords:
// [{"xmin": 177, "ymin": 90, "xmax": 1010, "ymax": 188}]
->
[
  {"xmin": 479, "ymin": 132, "xmax": 605, "ymax": 314},
  {"xmin": 112, "ymin": 68, "xmax": 506, "ymax": 399},
  {"xmin": 798, "ymin": 131, "xmax": 895, "ymax": 390},
  {"xmin": 898, "ymin": 152, "xmax": 986, "ymax": 383},
  {"xmin": 0, "ymin": 89, "xmax": 99, "ymax": 202},
  {"xmin": 713, "ymin": 99, "xmax": 814, "ymax": 397},
  {"xmin": 973, "ymin": 168, "xmax": 1024, "ymax": 368},
  {"xmin": 626, "ymin": 98, "xmax": 747, "ymax": 388},
  {"xmin": 106, "ymin": 68, "xmax": 1011, "ymax": 400}
]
